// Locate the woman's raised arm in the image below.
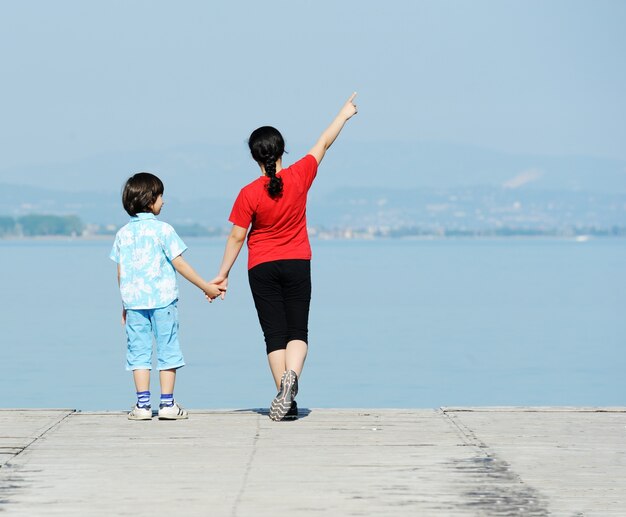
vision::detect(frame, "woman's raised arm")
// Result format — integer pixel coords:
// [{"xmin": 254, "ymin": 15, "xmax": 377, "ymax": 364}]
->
[{"xmin": 308, "ymin": 92, "xmax": 358, "ymax": 165}]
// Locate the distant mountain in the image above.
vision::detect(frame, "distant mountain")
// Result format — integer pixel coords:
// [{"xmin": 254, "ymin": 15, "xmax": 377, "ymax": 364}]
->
[
  {"xmin": 1, "ymin": 139, "xmax": 625, "ymax": 230},
  {"xmin": 0, "ymin": 183, "xmax": 231, "ymax": 226},
  {"xmin": 0, "ymin": 140, "xmax": 624, "ymax": 199},
  {"xmin": 307, "ymin": 186, "xmax": 626, "ymax": 231},
  {"xmin": 1, "ymin": 182, "xmax": 624, "ymax": 232},
  {"xmin": 327, "ymin": 141, "xmax": 626, "ymax": 193}
]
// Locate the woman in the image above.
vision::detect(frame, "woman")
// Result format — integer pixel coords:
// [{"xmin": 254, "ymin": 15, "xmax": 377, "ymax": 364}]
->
[{"xmin": 211, "ymin": 93, "xmax": 358, "ymax": 421}]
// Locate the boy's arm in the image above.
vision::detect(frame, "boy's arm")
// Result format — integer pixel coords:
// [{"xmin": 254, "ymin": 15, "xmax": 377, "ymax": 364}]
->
[
  {"xmin": 209, "ymin": 224, "xmax": 248, "ymax": 299},
  {"xmin": 308, "ymin": 92, "xmax": 358, "ymax": 166},
  {"xmin": 117, "ymin": 264, "xmax": 126, "ymax": 324},
  {"xmin": 171, "ymin": 255, "xmax": 224, "ymax": 300}
]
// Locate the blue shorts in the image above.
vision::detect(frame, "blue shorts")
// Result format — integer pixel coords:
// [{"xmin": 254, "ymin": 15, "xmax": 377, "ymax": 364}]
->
[{"xmin": 125, "ymin": 301, "xmax": 185, "ymax": 371}]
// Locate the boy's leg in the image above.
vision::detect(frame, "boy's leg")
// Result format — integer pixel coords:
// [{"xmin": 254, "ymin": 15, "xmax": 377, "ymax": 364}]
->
[
  {"xmin": 159, "ymin": 368, "xmax": 178, "ymax": 411},
  {"xmin": 126, "ymin": 309, "xmax": 154, "ymax": 373},
  {"xmin": 125, "ymin": 309, "xmax": 153, "ymax": 420},
  {"xmin": 159, "ymin": 368, "xmax": 176, "ymax": 398},
  {"xmin": 157, "ymin": 367, "xmax": 187, "ymax": 419},
  {"xmin": 131, "ymin": 370, "xmax": 151, "ymax": 417},
  {"xmin": 133, "ymin": 369, "xmax": 151, "ymax": 392},
  {"xmin": 152, "ymin": 303, "xmax": 187, "ymax": 419},
  {"xmin": 152, "ymin": 302, "xmax": 185, "ymax": 372}
]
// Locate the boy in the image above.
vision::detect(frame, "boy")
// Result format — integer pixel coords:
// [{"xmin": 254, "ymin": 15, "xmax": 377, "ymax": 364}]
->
[{"xmin": 110, "ymin": 172, "xmax": 223, "ymax": 420}]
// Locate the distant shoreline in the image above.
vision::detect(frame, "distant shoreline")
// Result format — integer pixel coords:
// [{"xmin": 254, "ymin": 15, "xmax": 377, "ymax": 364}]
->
[{"xmin": 1, "ymin": 234, "xmax": 625, "ymax": 243}]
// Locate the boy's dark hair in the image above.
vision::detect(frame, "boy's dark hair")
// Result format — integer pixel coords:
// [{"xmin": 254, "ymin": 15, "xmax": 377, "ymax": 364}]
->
[
  {"xmin": 248, "ymin": 126, "xmax": 285, "ymax": 199},
  {"xmin": 122, "ymin": 172, "xmax": 164, "ymax": 216}
]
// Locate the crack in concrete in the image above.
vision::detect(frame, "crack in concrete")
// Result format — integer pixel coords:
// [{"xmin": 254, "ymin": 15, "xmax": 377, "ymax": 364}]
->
[
  {"xmin": 441, "ymin": 408, "xmax": 550, "ymax": 516},
  {"xmin": 231, "ymin": 411, "xmax": 261, "ymax": 517},
  {"xmin": 0, "ymin": 410, "xmax": 75, "ymax": 507}
]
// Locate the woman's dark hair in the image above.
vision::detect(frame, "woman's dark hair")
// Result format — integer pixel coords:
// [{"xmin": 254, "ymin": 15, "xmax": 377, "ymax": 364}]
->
[
  {"xmin": 248, "ymin": 126, "xmax": 285, "ymax": 198},
  {"xmin": 122, "ymin": 172, "xmax": 164, "ymax": 216}
]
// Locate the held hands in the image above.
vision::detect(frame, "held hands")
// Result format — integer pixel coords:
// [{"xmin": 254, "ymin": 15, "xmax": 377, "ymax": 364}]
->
[
  {"xmin": 339, "ymin": 92, "xmax": 358, "ymax": 121},
  {"xmin": 203, "ymin": 280, "xmax": 227, "ymax": 303},
  {"xmin": 206, "ymin": 275, "xmax": 228, "ymax": 301}
]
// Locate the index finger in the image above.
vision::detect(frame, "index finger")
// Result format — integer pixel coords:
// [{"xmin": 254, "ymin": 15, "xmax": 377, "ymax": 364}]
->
[{"xmin": 348, "ymin": 92, "xmax": 357, "ymax": 103}]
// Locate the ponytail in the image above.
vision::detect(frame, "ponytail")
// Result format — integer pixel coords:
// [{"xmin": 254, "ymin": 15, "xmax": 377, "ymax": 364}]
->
[
  {"xmin": 264, "ymin": 156, "xmax": 283, "ymax": 198},
  {"xmin": 248, "ymin": 126, "xmax": 285, "ymax": 199}
]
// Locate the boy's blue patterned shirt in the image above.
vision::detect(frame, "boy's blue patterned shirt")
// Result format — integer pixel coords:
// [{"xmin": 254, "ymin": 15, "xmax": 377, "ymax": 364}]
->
[{"xmin": 110, "ymin": 213, "xmax": 187, "ymax": 309}]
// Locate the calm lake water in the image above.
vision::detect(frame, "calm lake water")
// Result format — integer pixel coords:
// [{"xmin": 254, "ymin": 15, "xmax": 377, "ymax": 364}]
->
[{"xmin": 2, "ymin": 237, "xmax": 625, "ymax": 411}]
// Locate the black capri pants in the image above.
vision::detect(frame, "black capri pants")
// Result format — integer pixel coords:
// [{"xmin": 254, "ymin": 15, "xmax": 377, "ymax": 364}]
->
[{"xmin": 248, "ymin": 259, "xmax": 311, "ymax": 354}]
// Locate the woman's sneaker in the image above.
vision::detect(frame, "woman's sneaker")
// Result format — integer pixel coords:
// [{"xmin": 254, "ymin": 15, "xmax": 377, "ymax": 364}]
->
[
  {"xmin": 283, "ymin": 401, "xmax": 298, "ymax": 420},
  {"xmin": 158, "ymin": 401, "xmax": 188, "ymax": 420},
  {"xmin": 269, "ymin": 370, "xmax": 298, "ymax": 421},
  {"xmin": 128, "ymin": 405, "xmax": 152, "ymax": 421}
]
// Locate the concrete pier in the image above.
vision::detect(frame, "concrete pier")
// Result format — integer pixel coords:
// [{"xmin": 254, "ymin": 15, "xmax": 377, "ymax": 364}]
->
[{"xmin": 1, "ymin": 407, "xmax": 625, "ymax": 515}]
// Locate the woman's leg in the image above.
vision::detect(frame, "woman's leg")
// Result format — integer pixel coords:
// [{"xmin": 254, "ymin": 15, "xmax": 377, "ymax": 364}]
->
[
  {"xmin": 267, "ymin": 350, "xmax": 286, "ymax": 390},
  {"xmin": 265, "ymin": 340, "xmax": 307, "ymax": 389},
  {"xmin": 266, "ymin": 340, "xmax": 307, "ymax": 389},
  {"xmin": 250, "ymin": 260, "xmax": 309, "ymax": 420},
  {"xmin": 285, "ymin": 339, "xmax": 307, "ymax": 378},
  {"xmin": 267, "ymin": 340, "xmax": 305, "ymax": 391},
  {"xmin": 250, "ymin": 262, "xmax": 290, "ymax": 389},
  {"xmin": 283, "ymin": 260, "xmax": 311, "ymax": 380}
]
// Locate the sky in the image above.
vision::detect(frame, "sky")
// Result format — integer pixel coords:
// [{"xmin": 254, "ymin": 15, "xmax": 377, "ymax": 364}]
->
[{"xmin": 0, "ymin": 1, "xmax": 625, "ymax": 187}]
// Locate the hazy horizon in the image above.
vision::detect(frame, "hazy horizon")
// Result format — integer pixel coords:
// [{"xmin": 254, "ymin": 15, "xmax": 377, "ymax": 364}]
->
[{"xmin": 1, "ymin": 1, "xmax": 625, "ymax": 200}]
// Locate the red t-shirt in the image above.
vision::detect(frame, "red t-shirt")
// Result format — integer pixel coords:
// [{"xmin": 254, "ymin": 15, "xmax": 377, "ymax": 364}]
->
[{"xmin": 229, "ymin": 154, "xmax": 318, "ymax": 270}]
